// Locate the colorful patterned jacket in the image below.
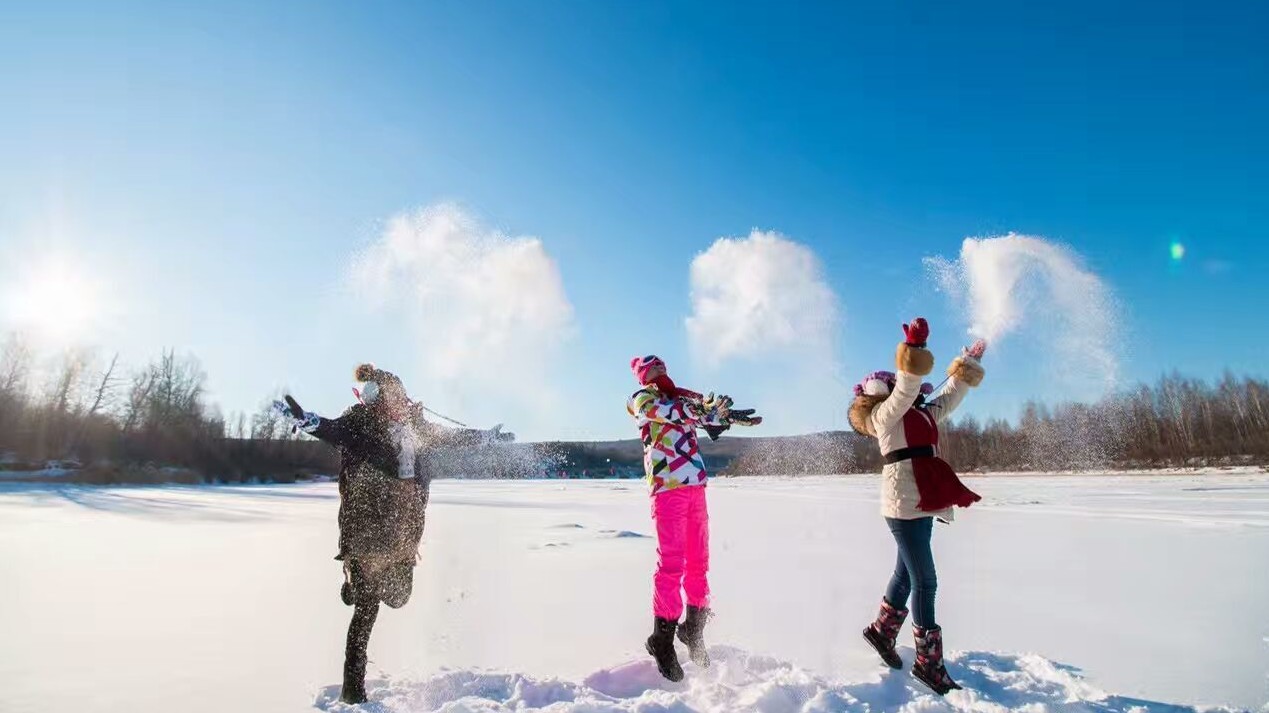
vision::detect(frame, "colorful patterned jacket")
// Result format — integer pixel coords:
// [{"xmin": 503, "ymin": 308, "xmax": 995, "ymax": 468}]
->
[{"xmin": 626, "ymin": 386, "xmax": 727, "ymax": 496}]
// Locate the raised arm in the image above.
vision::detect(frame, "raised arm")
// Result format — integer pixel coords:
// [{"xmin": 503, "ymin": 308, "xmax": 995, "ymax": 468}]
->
[
  {"xmin": 870, "ymin": 318, "xmax": 935, "ymax": 433},
  {"xmin": 420, "ymin": 420, "xmax": 511, "ymax": 448},
  {"xmin": 273, "ymin": 397, "xmax": 357, "ymax": 447},
  {"xmin": 927, "ymin": 341, "xmax": 986, "ymax": 424},
  {"xmin": 309, "ymin": 413, "xmax": 355, "ymax": 446}
]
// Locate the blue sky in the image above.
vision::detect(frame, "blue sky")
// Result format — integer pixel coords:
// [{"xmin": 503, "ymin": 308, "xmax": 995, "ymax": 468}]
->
[{"xmin": 1, "ymin": 1, "xmax": 1266, "ymax": 441}]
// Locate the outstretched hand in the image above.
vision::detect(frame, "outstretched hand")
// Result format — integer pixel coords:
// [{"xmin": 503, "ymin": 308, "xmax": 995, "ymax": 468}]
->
[
  {"xmin": 696, "ymin": 391, "xmax": 762, "ymax": 435},
  {"xmin": 272, "ymin": 399, "xmax": 321, "ymax": 434},
  {"xmin": 482, "ymin": 424, "xmax": 515, "ymax": 444},
  {"xmin": 702, "ymin": 392, "xmax": 734, "ymax": 420},
  {"xmin": 728, "ymin": 408, "xmax": 762, "ymax": 426},
  {"xmin": 965, "ymin": 339, "xmax": 987, "ymax": 360},
  {"xmin": 902, "ymin": 317, "xmax": 930, "ymax": 347}
]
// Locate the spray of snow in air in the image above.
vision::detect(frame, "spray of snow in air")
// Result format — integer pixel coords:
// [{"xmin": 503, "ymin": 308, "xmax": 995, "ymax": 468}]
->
[
  {"xmin": 687, "ymin": 230, "xmax": 838, "ymax": 366},
  {"xmin": 348, "ymin": 203, "xmax": 573, "ymax": 459},
  {"xmin": 686, "ymin": 230, "xmax": 847, "ymax": 440},
  {"xmin": 926, "ymin": 234, "xmax": 1124, "ymax": 467},
  {"xmin": 925, "ymin": 234, "xmax": 1119, "ymax": 383}
]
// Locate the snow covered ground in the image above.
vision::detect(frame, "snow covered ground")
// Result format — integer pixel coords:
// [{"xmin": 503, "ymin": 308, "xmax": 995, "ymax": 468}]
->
[{"xmin": 1, "ymin": 473, "xmax": 1266, "ymax": 713}]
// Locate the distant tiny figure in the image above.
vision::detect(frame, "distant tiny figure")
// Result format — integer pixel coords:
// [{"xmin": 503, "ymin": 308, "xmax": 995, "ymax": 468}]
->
[{"xmin": 848, "ymin": 319, "xmax": 986, "ymax": 696}]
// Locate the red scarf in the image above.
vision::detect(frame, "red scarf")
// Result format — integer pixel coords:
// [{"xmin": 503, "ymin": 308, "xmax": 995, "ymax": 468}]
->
[
  {"xmin": 648, "ymin": 374, "xmax": 702, "ymax": 402},
  {"xmin": 902, "ymin": 407, "xmax": 982, "ymax": 512}
]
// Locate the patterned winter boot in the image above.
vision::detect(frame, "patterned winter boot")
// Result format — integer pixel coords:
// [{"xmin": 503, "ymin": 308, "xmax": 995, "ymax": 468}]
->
[
  {"xmin": 646, "ymin": 617, "xmax": 685, "ymax": 682},
  {"xmin": 862, "ymin": 599, "xmax": 908, "ymax": 669},
  {"xmin": 676, "ymin": 605, "xmax": 712, "ymax": 667},
  {"xmin": 911, "ymin": 625, "xmax": 962, "ymax": 695}
]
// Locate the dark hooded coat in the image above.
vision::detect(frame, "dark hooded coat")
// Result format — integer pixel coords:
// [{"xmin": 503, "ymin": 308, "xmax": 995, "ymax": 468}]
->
[{"xmin": 311, "ymin": 404, "xmax": 433, "ymax": 563}]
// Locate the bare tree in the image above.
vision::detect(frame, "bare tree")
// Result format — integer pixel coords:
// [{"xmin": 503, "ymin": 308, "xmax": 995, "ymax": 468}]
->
[
  {"xmin": 81, "ymin": 353, "xmax": 121, "ymax": 418},
  {"xmin": 122, "ymin": 366, "xmax": 156, "ymax": 433},
  {"xmin": 0, "ymin": 332, "xmax": 33, "ymax": 397},
  {"xmin": 43, "ymin": 348, "xmax": 92, "ymax": 415}
]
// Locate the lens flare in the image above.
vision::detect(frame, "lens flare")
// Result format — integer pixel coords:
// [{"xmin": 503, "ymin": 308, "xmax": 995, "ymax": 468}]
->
[
  {"xmin": 1169, "ymin": 241, "xmax": 1186, "ymax": 262},
  {"xmin": 1, "ymin": 252, "xmax": 105, "ymax": 345}
]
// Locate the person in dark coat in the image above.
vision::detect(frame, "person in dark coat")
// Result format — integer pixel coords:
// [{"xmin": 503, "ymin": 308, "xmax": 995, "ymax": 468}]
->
[{"xmin": 277, "ymin": 363, "xmax": 504, "ymax": 704}]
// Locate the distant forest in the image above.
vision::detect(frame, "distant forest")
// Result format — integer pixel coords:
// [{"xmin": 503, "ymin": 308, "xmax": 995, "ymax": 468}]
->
[{"xmin": 1, "ymin": 333, "xmax": 1266, "ymax": 484}]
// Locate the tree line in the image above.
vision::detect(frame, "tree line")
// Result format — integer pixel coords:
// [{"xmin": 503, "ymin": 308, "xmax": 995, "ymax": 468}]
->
[
  {"xmin": 724, "ymin": 372, "xmax": 1269, "ymax": 474},
  {"xmin": 1, "ymin": 332, "xmax": 1266, "ymax": 483},
  {"xmin": 0, "ymin": 334, "xmax": 333, "ymax": 483},
  {"xmin": 0, "ymin": 334, "xmax": 553, "ymax": 483}
]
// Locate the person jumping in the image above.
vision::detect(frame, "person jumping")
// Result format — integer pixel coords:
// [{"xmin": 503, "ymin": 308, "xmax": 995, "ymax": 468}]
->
[
  {"xmin": 626, "ymin": 354, "xmax": 760, "ymax": 682},
  {"xmin": 848, "ymin": 319, "xmax": 986, "ymax": 695}
]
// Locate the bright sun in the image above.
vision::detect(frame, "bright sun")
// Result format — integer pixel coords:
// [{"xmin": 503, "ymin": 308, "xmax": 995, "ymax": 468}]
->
[{"xmin": 3, "ymin": 254, "xmax": 104, "ymax": 344}]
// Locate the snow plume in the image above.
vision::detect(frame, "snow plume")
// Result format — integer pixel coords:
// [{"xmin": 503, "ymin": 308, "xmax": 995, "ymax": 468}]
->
[
  {"xmin": 687, "ymin": 230, "xmax": 838, "ymax": 365},
  {"xmin": 925, "ymin": 234, "xmax": 1120, "ymax": 390},
  {"xmin": 348, "ymin": 204, "xmax": 574, "ymax": 439},
  {"xmin": 685, "ymin": 231, "xmax": 843, "ymax": 433}
]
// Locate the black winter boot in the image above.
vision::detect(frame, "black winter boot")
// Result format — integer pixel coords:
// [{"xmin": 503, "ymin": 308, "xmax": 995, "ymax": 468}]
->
[
  {"xmin": 862, "ymin": 598, "xmax": 908, "ymax": 669},
  {"xmin": 646, "ymin": 617, "xmax": 684, "ymax": 682},
  {"xmin": 676, "ymin": 605, "xmax": 712, "ymax": 667},
  {"xmin": 911, "ymin": 625, "xmax": 962, "ymax": 696}
]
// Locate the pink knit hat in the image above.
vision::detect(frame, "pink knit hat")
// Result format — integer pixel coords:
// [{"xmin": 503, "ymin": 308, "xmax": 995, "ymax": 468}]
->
[{"xmin": 630, "ymin": 354, "xmax": 666, "ymax": 385}]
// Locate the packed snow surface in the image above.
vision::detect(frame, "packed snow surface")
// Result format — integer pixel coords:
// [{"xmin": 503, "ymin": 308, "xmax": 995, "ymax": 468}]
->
[{"xmin": 1, "ymin": 473, "xmax": 1266, "ymax": 713}]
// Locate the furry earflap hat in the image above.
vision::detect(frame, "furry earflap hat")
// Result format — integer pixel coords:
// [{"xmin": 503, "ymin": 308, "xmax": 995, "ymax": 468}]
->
[{"xmin": 354, "ymin": 363, "xmax": 405, "ymax": 405}]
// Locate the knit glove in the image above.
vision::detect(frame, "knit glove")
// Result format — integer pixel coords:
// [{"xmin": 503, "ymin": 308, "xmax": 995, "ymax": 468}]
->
[
  {"xmin": 946, "ymin": 340, "xmax": 987, "ymax": 387},
  {"xmin": 966, "ymin": 338, "xmax": 987, "ymax": 360},
  {"xmin": 271, "ymin": 399, "xmax": 321, "ymax": 434},
  {"xmin": 701, "ymin": 392, "xmax": 734, "ymax": 421},
  {"xmin": 902, "ymin": 317, "xmax": 930, "ymax": 347},
  {"xmin": 728, "ymin": 408, "xmax": 762, "ymax": 426},
  {"xmin": 896, "ymin": 317, "xmax": 935, "ymax": 376}
]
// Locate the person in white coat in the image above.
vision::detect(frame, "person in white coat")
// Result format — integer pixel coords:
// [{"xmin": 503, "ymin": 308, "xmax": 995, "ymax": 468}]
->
[{"xmin": 848, "ymin": 317, "xmax": 986, "ymax": 696}]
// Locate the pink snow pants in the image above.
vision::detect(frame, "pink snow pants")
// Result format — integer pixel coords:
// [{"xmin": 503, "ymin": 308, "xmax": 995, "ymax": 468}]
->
[{"xmin": 652, "ymin": 485, "xmax": 710, "ymax": 620}]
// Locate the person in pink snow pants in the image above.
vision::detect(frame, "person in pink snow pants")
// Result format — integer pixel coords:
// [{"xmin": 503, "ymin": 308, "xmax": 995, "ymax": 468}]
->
[{"xmin": 626, "ymin": 354, "xmax": 761, "ymax": 681}]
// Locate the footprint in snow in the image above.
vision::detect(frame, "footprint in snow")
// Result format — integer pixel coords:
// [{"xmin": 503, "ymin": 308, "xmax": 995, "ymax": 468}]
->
[{"xmin": 600, "ymin": 529, "xmax": 649, "ymax": 539}]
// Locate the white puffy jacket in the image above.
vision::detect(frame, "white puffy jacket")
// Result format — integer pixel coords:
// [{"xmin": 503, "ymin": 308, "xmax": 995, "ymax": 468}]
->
[{"xmin": 871, "ymin": 365, "xmax": 978, "ymax": 521}]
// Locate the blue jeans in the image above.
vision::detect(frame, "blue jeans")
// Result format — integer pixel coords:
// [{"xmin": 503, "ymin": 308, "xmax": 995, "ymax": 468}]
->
[{"xmin": 883, "ymin": 517, "xmax": 937, "ymax": 628}]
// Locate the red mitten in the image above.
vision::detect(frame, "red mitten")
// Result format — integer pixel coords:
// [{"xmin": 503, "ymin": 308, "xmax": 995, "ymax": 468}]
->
[
  {"xmin": 966, "ymin": 339, "xmax": 987, "ymax": 360},
  {"xmin": 902, "ymin": 317, "xmax": 930, "ymax": 347}
]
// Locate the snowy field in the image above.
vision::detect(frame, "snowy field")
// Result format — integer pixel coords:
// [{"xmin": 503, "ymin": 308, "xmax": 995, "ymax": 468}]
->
[{"xmin": 1, "ymin": 473, "xmax": 1267, "ymax": 713}]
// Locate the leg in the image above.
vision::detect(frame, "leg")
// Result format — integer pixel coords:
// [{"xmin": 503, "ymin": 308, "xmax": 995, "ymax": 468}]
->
[
  {"xmin": 647, "ymin": 489, "xmax": 689, "ymax": 681},
  {"xmin": 682, "ymin": 487, "xmax": 710, "ymax": 610},
  {"xmin": 888, "ymin": 517, "xmax": 936, "ymax": 628},
  {"xmin": 652, "ymin": 489, "xmax": 689, "ymax": 621},
  {"xmin": 678, "ymin": 487, "xmax": 712, "ymax": 666},
  {"xmin": 380, "ymin": 561, "xmax": 415, "ymax": 609},
  {"xmin": 890, "ymin": 519, "xmax": 960, "ymax": 695},
  {"xmin": 884, "ymin": 545, "xmax": 912, "ymax": 610},
  {"xmin": 864, "ymin": 519, "xmax": 916, "ymax": 669},
  {"xmin": 341, "ymin": 595, "xmax": 380, "ymax": 704}
]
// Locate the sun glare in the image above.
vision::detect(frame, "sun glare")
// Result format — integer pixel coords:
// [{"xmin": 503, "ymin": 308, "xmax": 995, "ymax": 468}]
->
[{"xmin": 2, "ymin": 254, "xmax": 105, "ymax": 344}]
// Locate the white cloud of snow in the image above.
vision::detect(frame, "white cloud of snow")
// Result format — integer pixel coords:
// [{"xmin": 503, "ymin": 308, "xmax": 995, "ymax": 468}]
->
[
  {"xmin": 348, "ymin": 203, "xmax": 574, "ymax": 432},
  {"xmin": 925, "ymin": 233, "xmax": 1120, "ymax": 393},
  {"xmin": 686, "ymin": 230, "xmax": 839, "ymax": 368},
  {"xmin": 684, "ymin": 230, "xmax": 845, "ymax": 435}
]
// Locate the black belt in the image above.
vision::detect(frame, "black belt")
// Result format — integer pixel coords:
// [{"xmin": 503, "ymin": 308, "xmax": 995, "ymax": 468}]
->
[{"xmin": 882, "ymin": 445, "xmax": 935, "ymax": 464}]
